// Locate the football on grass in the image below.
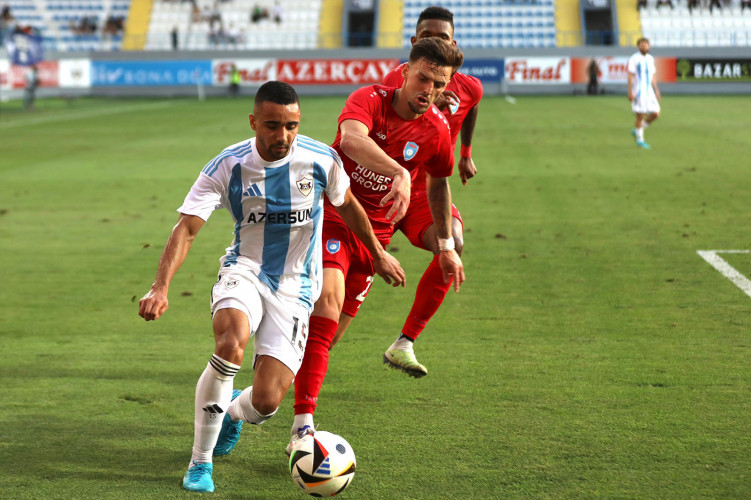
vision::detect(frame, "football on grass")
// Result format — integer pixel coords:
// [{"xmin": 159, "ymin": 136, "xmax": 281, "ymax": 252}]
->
[{"xmin": 289, "ymin": 431, "xmax": 356, "ymax": 497}]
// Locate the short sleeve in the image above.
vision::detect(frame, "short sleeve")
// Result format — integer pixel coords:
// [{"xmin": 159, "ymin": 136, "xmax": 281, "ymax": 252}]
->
[
  {"xmin": 324, "ymin": 148, "xmax": 350, "ymax": 207},
  {"xmin": 426, "ymin": 125, "xmax": 454, "ymax": 179},
  {"xmin": 177, "ymin": 170, "xmax": 225, "ymax": 221},
  {"xmin": 337, "ymin": 85, "xmax": 381, "ymax": 132},
  {"xmin": 627, "ymin": 55, "xmax": 637, "ymax": 75},
  {"xmin": 382, "ymin": 64, "xmax": 405, "ymax": 88}
]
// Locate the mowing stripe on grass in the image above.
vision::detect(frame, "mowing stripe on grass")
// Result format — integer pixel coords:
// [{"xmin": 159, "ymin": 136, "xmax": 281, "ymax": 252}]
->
[
  {"xmin": 697, "ymin": 250, "xmax": 751, "ymax": 298},
  {"xmin": 0, "ymin": 101, "xmax": 178, "ymax": 129}
]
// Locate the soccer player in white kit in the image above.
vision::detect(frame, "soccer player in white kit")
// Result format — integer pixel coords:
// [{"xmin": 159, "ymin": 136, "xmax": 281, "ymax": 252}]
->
[
  {"xmin": 627, "ymin": 37, "xmax": 661, "ymax": 149},
  {"xmin": 138, "ymin": 81, "xmax": 405, "ymax": 493}
]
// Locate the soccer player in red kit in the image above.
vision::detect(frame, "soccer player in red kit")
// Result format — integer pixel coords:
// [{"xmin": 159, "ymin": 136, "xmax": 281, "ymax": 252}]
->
[
  {"xmin": 377, "ymin": 6, "xmax": 483, "ymax": 377},
  {"xmin": 288, "ymin": 38, "xmax": 465, "ymax": 450}
]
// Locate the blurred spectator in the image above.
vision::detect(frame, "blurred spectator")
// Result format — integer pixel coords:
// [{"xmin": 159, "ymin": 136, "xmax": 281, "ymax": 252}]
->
[
  {"xmin": 1, "ymin": 4, "xmax": 15, "ymax": 45},
  {"xmin": 226, "ymin": 23, "xmax": 241, "ymax": 45},
  {"xmin": 708, "ymin": 0, "xmax": 721, "ymax": 12},
  {"xmin": 228, "ymin": 64, "xmax": 240, "ymax": 97},
  {"xmin": 273, "ymin": 1, "xmax": 282, "ymax": 23},
  {"xmin": 171, "ymin": 26, "xmax": 179, "ymax": 50},
  {"xmin": 742, "ymin": 0, "xmax": 751, "ymax": 11},
  {"xmin": 192, "ymin": 4, "xmax": 202, "ymax": 23},
  {"xmin": 637, "ymin": 0, "xmax": 648, "ymax": 10},
  {"xmin": 587, "ymin": 58, "xmax": 599, "ymax": 95},
  {"xmin": 23, "ymin": 64, "xmax": 39, "ymax": 110},
  {"xmin": 656, "ymin": 0, "xmax": 674, "ymax": 9},
  {"xmin": 103, "ymin": 16, "xmax": 124, "ymax": 37},
  {"xmin": 251, "ymin": 4, "xmax": 269, "ymax": 23},
  {"xmin": 687, "ymin": 0, "xmax": 698, "ymax": 13},
  {"xmin": 209, "ymin": 2, "xmax": 222, "ymax": 28}
]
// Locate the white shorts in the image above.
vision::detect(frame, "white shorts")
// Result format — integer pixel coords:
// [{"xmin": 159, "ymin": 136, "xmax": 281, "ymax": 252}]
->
[
  {"xmin": 211, "ymin": 266, "xmax": 309, "ymax": 374},
  {"xmin": 632, "ymin": 91, "xmax": 660, "ymax": 115}
]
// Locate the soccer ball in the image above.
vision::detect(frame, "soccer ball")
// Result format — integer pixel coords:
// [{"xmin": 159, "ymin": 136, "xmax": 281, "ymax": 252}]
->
[{"xmin": 289, "ymin": 431, "xmax": 356, "ymax": 497}]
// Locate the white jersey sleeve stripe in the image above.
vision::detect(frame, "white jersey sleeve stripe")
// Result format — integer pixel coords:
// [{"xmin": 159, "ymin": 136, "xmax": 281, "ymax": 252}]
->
[{"xmin": 203, "ymin": 142, "xmax": 253, "ymax": 177}]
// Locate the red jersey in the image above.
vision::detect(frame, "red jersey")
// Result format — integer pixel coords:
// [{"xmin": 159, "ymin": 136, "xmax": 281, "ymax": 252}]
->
[{"xmin": 329, "ymin": 84, "xmax": 454, "ymax": 240}]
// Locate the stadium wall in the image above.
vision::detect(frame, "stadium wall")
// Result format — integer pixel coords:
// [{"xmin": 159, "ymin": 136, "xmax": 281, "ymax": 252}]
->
[{"xmin": 2, "ymin": 46, "xmax": 750, "ymax": 101}]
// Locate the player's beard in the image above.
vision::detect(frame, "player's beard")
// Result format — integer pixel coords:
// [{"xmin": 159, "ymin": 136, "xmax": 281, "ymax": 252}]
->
[
  {"xmin": 407, "ymin": 94, "xmax": 431, "ymax": 115},
  {"xmin": 266, "ymin": 141, "xmax": 290, "ymax": 161}
]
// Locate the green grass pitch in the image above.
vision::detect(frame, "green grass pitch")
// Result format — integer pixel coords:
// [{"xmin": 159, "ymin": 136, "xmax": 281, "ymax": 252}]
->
[{"xmin": 1, "ymin": 94, "xmax": 750, "ymax": 499}]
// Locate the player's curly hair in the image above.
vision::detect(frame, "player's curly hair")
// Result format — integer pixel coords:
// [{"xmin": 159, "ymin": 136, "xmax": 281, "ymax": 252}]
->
[
  {"xmin": 408, "ymin": 37, "xmax": 464, "ymax": 75},
  {"xmin": 255, "ymin": 80, "xmax": 299, "ymax": 106},
  {"xmin": 417, "ymin": 6, "xmax": 454, "ymax": 30}
]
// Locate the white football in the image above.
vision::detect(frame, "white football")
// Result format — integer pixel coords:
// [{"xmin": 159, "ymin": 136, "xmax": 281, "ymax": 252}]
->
[{"xmin": 289, "ymin": 431, "xmax": 356, "ymax": 497}]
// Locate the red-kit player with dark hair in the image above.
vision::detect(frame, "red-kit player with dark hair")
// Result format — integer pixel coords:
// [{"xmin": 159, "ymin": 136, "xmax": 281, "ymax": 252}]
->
[
  {"xmin": 287, "ymin": 37, "xmax": 466, "ymax": 451},
  {"xmin": 376, "ymin": 5, "xmax": 483, "ymax": 377}
]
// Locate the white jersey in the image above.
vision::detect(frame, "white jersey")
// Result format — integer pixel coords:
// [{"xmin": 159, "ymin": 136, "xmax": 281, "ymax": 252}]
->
[
  {"xmin": 627, "ymin": 51, "xmax": 660, "ymax": 114},
  {"xmin": 178, "ymin": 134, "xmax": 350, "ymax": 310}
]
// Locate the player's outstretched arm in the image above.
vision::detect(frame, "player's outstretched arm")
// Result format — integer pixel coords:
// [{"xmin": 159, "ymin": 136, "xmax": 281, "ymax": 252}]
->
[
  {"xmin": 458, "ymin": 104, "xmax": 480, "ymax": 185},
  {"xmin": 339, "ymin": 119, "xmax": 411, "ymax": 224},
  {"xmin": 427, "ymin": 173, "xmax": 465, "ymax": 292},
  {"xmin": 334, "ymin": 189, "xmax": 406, "ymax": 288},
  {"xmin": 652, "ymin": 74, "xmax": 661, "ymax": 100},
  {"xmin": 627, "ymin": 73, "xmax": 635, "ymax": 101},
  {"xmin": 139, "ymin": 213, "xmax": 205, "ymax": 320}
]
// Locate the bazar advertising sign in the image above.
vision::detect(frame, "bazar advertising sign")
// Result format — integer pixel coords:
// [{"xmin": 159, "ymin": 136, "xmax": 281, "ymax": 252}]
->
[
  {"xmin": 276, "ymin": 59, "xmax": 399, "ymax": 85},
  {"xmin": 570, "ymin": 56, "xmax": 676, "ymax": 84},
  {"xmin": 676, "ymin": 58, "xmax": 751, "ymax": 82},
  {"xmin": 212, "ymin": 59, "xmax": 276, "ymax": 86},
  {"xmin": 459, "ymin": 59, "xmax": 504, "ymax": 82},
  {"xmin": 505, "ymin": 57, "xmax": 570, "ymax": 84},
  {"xmin": 91, "ymin": 60, "xmax": 213, "ymax": 86},
  {"xmin": 4, "ymin": 60, "xmax": 59, "ymax": 89},
  {"xmin": 59, "ymin": 59, "xmax": 91, "ymax": 88},
  {"xmin": 0, "ymin": 59, "xmax": 8, "ymax": 91}
]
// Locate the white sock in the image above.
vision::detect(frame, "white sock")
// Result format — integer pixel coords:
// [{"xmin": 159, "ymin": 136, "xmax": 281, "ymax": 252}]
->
[
  {"xmin": 636, "ymin": 127, "xmax": 645, "ymax": 141},
  {"xmin": 190, "ymin": 354, "xmax": 240, "ymax": 466},
  {"xmin": 643, "ymin": 121, "xmax": 651, "ymax": 129},
  {"xmin": 291, "ymin": 413, "xmax": 315, "ymax": 435},
  {"xmin": 389, "ymin": 335, "xmax": 414, "ymax": 352},
  {"xmin": 229, "ymin": 386, "xmax": 277, "ymax": 425}
]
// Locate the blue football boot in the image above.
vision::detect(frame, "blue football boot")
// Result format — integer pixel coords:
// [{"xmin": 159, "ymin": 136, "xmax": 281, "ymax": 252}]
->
[
  {"xmin": 213, "ymin": 389, "xmax": 243, "ymax": 456},
  {"xmin": 182, "ymin": 460, "xmax": 215, "ymax": 493}
]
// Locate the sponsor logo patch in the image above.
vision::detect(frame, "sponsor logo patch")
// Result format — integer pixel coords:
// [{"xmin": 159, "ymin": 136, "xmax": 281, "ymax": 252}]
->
[
  {"xmin": 225, "ymin": 279, "xmax": 239, "ymax": 289},
  {"xmin": 403, "ymin": 141, "xmax": 419, "ymax": 161},
  {"xmin": 326, "ymin": 239, "xmax": 341, "ymax": 254}
]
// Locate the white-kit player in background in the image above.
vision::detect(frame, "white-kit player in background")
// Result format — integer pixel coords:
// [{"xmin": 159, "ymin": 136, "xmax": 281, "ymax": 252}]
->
[
  {"xmin": 138, "ymin": 81, "xmax": 405, "ymax": 494},
  {"xmin": 627, "ymin": 37, "xmax": 662, "ymax": 150}
]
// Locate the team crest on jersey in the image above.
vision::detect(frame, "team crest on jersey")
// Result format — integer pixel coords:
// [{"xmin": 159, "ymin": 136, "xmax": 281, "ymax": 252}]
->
[
  {"xmin": 326, "ymin": 239, "xmax": 341, "ymax": 254},
  {"xmin": 449, "ymin": 102, "xmax": 459, "ymax": 114},
  {"xmin": 296, "ymin": 174, "xmax": 313, "ymax": 197},
  {"xmin": 403, "ymin": 142, "xmax": 419, "ymax": 161}
]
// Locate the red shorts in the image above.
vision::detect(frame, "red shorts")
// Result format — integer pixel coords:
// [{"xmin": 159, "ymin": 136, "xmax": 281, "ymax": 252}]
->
[
  {"xmin": 322, "ymin": 212, "xmax": 389, "ymax": 318},
  {"xmin": 395, "ymin": 193, "xmax": 463, "ymax": 250}
]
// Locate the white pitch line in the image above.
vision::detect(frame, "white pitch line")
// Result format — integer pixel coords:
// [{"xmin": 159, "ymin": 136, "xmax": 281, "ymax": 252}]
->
[
  {"xmin": 697, "ymin": 250, "xmax": 751, "ymax": 299},
  {"xmin": 0, "ymin": 100, "xmax": 179, "ymax": 130}
]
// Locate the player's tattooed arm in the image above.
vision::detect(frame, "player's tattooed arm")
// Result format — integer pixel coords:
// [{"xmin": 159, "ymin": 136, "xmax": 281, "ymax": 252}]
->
[{"xmin": 139, "ymin": 213, "xmax": 205, "ymax": 320}]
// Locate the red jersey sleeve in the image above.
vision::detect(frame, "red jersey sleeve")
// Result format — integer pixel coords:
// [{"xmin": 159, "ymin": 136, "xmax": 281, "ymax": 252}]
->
[
  {"xmin": 337, "ymin": 85, "xmax": 382, "ymax": 132},
  {"xmin": 425, "ymin": 110, "xmax": 454, "ymax": 179},
  {"xmin": 381, "ymin": 63, "xmax": 406, "ymax": 88}
]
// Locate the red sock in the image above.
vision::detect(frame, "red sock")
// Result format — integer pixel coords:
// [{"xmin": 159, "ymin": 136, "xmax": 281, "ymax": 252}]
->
[
  {"xmin": 294, "ymin": 316, "xmax": 338, "ymax": 415},
  {"xmin": 401, "ymin": 254, "xmax": 452, "ymax": 340}
]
